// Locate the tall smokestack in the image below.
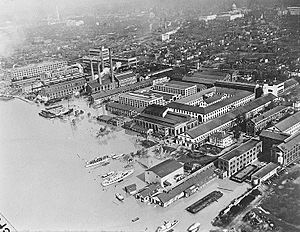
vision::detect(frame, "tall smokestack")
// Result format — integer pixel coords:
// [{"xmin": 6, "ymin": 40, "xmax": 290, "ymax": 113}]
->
[
  {"xmin": 90, "ymin": 58, "xmax": 94, "ymax": 80},
  {"xmin": 109, "ymin": 48, "xmax": 114, "ymax": 84}
]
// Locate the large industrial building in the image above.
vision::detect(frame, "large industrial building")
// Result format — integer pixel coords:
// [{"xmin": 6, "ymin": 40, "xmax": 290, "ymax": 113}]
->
[
  {"xmin": 153, "ymin": 81, "xmax": 197, "ymax": 97},
  {"xmin": 271, "ymin": 132, "xmax": 300, "ymax": 166},
  {"xmin": 145, "ymin": 159, "xmax": 184, "ymax": 187},
  {"xmin": 119, "ymin": 92, "xmax": 163, "ymax": 108},
  {"xmin": 9, "ymin": 60, "xmax": 68, "ymax": 81},
  {"xmin": 134, "ymin": 105, "xmax": 198, "ymax": 137},
  {"xmin": 218, "ymin": 139, "xmax": 262, "ymax": 177}
]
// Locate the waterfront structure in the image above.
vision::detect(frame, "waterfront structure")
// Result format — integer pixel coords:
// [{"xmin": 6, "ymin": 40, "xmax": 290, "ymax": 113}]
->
[
  {"xmin": 218, "ymin": 139, "xmax": 262, "ymax": 177},
  {"xmin": 119, "ymin": 92, "xmax": 163, "ymax": 108},
  {"xmin": 134, "ymin": 105, "xmax": 198, "ymax": 137},
  {"xmin": 145, "ymin": 159, "xmax": 184, "ymax": 187},
  {"xmin": 106, "ymin": 102, "xmax": 143, "ymax": 117},
  {"xmin": 153, "ymin": 162, "xmax": 216, "ymax": 207},
  {"xmin": 246, "ymin": 105, "xmax": 289, "ymax": 135},
  {"xmin": 9, "ymin": 60, "xmax": 67, "ymax": 81},
  {"xmin": 209, "ymin": 131, "xmax": 234, "ymax": 148},
  {"xmin": 271, "ymin": 132, "xmax": 300, "ymax": 166},
  {"xmin": 268, "ymin": 111, "xmax": 300, "ymax": 136},
  {"xmin": 40, "ymin": 74, "xmax": 87, "ymax": 100},
  {"xmin": 153, "ymin": 81, "xmax": 197, "ymax": 98}
]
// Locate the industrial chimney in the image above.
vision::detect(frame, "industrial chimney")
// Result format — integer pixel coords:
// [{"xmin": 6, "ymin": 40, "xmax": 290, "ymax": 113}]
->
[{"xmin": 109, "ymin": 48, "xmax": 114, "ymax": 84}]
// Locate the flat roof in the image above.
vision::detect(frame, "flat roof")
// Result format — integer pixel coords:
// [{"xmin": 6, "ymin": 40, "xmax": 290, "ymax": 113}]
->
[
  {"xmin": 175, "ymin": 87, "xmax": 215, "ymax": 104},
  {"xmin": 155, "ymin": 80, "xmax": 197, "ymax": 89},
  {"xmin": 120, "ymin": 92, "xmax": 163, "ymax": 101},
  {"xmin": 278, "ymin": 131, "xmax": 300, "ymax": 152},
  {"xmin": 147, "ymin": 159, "xmax": 183, "ymax": 178},
  {"xmin": 220, "ymin": 139, "xmax": 261, "ymax": 161},
  {"xmin": 253, "ymin": 163, "xmax": 280, "ymax": 179},
  {"xmin": 272, "ymin": 111, "xmax": 300, "ymax": 132},
  {"xmin": 251, "ymin": 105, "xmax": 288, "ymax": 124},
  {"xmin": 259, "ymin": 130, "xmax": 289, "ymax": 141}
]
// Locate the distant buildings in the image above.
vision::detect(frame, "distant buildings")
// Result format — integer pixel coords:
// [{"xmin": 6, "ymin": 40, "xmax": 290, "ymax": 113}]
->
[
  {"xmin": 218, "ymin": 139, "xmax": 262, "ymax": 177},
  {"xmin": 9, "ymin": 60, "xmax": 67, "ymax": 81}
]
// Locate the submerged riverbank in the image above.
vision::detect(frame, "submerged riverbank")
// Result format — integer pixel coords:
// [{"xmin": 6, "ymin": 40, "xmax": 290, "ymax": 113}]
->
[{"xmin": 0, "ymin": 99, "xmax": 250, "ymax": 232}]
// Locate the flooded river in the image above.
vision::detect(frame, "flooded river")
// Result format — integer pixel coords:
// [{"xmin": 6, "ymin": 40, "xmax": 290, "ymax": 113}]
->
[{"xmin": 0, "ymin": 99, "xmax": 249, "ymax": 232}]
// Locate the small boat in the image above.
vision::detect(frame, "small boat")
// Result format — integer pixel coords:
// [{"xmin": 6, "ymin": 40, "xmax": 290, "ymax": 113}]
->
[
  {"xmin": 85, "ymin": 155, "xmax": 110, "ymax": 168},
  {"xmin": 115, "ymin": 193, "xmax": 124, "ymax": 201},
  {"xmin": 112, "ymin": 153, "xmax": 125, "ymax": 159},
  {"xmin": 102, "ymin": 171, "xmax": 115, "ymax": 179},
  {"xmin": 102, "ymin": 169, "xmax": 134, "ymax": 187},
  {"xmin": 187, "ymin": 222, "xmax": 201, "ymax": 232},
  {"xmin": 156, "ymin": 220, "xmax": 179, "ymax": 232},
  {"xmin": 132, "ymin": 217, "xmax": 139, "ymax": 222}
]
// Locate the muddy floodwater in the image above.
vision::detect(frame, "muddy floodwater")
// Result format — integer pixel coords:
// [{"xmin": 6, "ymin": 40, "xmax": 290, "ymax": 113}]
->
[{"xmin": 0, "ymin": 99, "xmax": 249, "ymax": 232}]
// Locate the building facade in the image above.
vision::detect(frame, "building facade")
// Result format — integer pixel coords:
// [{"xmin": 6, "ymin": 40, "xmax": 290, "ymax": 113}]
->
[
  {"xmin": 40, "ymin": 75, "xmax": 86, "ymax": 100},
  {"xmin": 218, "ymin": 139, "xmax": 262, "ymax": 177},
  {"xmin": 9, "ymin": 60, "xmax": 67, "ymax": 81},
  {"xmin": 271, "ymin": 132, "xmax": 300, "ymax": 166},
  {"xmin": 153, "ymin": 81, "xmax": 197, "ymax": 97},
  {"xmin": 119, "ymin": 92, "xmax": 163, "ymax": 108},
  {"xmin": 246, "ymin": 106, "xmax": 289, "ymax": 135}
]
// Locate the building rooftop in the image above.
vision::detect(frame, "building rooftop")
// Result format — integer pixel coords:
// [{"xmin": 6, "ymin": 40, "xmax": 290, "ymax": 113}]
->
[
  {"xmin": 220, "ymin": 139, "xmax": 261, "ymax": 161},
  {"xmin": 156, "ymin": 164, "xmax": 215, "ymax": 204},
  {"xmin": 142, "ymin": 104, "xmax": 168, "ymax": 117},
  {"xmin": 115, "ymin": 71, "xmax": 136, "ymax": 81},
  {"xmin": 120, "ymin": 91, "xmax": 163, "ymax": 102},
  {"xmin": 284, "ymin": 78, "xmax": 298, "ymax": 90},
  {"xmin": 253, "ymin": 163, "xmax": 280, "ymax": 179},
  {"xmin": 186, "ymin": 113, "xmax": 234, "ymax": 139},
  {"xmin": 272, "ymin": 111, "xmax": 300, "ymax": 133},
  {"xmin": 106, "ymin": 101, "xmax": 144, "ymax": 113},
  {"xmin": 278, "ymin": 131, "xmax": 300, "ymax": 152},
  {"xmin": 137, "ymin": 111, "xmax": 191, "ymax": 128},
  {"xmin": 147, "ymin": 159, "xmax": 183, "ymax": 178},
  {"xmin": 155, "ymin": 80, "xmax": 197, "ymax": 90},
  {"xmin": 251, "ymin": 105, "xmax": 288, "ymax": 124},
  {"xmin": 204, "ymin": 94, "xmax": 223, "ymax": 104},
  {"xmin": 175, "ymin": 87, "xmax": 215, "ymax": 104},
  {"xmin": 259, "ymin": 130, "xmax": 290, "ymax": 141}
]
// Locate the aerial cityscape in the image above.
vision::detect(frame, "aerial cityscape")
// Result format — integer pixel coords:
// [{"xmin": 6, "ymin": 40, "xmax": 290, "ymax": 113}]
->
[{"xmin": 0, "ymin": 0, "xmax": 300, "ymax": 232}]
